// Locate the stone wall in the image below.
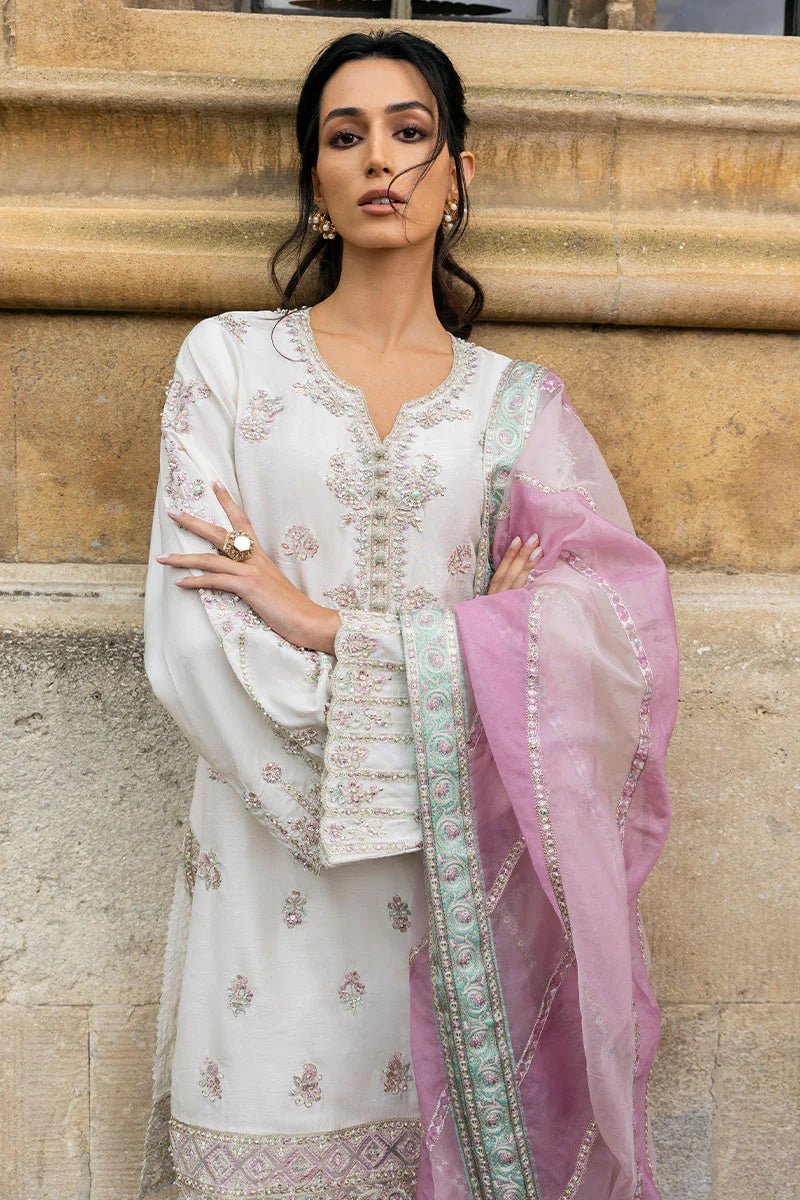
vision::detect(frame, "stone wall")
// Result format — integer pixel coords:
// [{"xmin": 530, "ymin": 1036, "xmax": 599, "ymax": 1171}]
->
[{"xmin": 1, "ymin": 4, "xmax": 798, "ymax": 1198}]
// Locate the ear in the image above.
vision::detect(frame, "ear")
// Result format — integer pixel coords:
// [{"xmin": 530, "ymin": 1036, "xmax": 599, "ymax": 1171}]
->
[
  {"xmin": 310, "ymin": 165, "xmax": 322, "ymax": 205},
  {"xmin": 453, "ymin": 151, "xmax": 476, "ymax": 191}
]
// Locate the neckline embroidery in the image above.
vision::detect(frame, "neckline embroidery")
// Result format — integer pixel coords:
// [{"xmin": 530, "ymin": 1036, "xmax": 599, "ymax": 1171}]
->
[{"xmin": 287, "ymin": 304, "xmax": 475, "ymax": 446}]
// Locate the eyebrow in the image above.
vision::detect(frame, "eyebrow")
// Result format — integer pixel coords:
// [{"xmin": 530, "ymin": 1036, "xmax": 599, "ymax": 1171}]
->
[{"xmin": 321, "ymin": 100, "xmax": 434, "ymax": 129}]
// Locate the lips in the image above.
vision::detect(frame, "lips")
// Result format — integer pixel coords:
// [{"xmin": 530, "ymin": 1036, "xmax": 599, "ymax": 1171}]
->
[{"xmin": 357, "ymin": 188, "xmax": 406, "ymax": 206}]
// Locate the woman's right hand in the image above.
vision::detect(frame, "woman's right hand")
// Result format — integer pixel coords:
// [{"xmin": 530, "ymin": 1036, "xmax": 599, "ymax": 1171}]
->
[{"xmin": 487, "ymin": 534, "xmax": 543, "ymax": 594}]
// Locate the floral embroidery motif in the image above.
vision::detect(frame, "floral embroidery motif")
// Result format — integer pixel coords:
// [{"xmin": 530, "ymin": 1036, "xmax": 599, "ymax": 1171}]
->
[
  {"xmin": 324, "ymin": 583, "xmax": 359, "ymax": 609},
  {"xmin": 196, "ymin": 848, "xmax": 222, "ymax": 891},
  {"xmin": 243, "ymin": 791, "xmax": 262, "ymax": 812},
  {"xmin": 387, "ymin": 894, "xmax": 411, "ymax": 932},
  {"xmin": 201, "ymin": 588, "xmax": 265, "ymax": 636},
  {"xmin": 238, "ymin": 389, "xmax": 285, "ymax": 442},
  {"xmin": 337, "ymin": 631, "xmax": 378, "ymax": 659},
  {"xmin": 198, "ymin": 1057, "xmax": 223, "ymax": 1102},
  {"xmin": 285, "ymin": 305, "xmax": 478, "ymax": 611},
  {"xmin": 447, "ymin": 542, "xmax": 473, "ymax": 576},
  {"xmin": 262, "ymin": 762, "xmax": 281, "ymax": 783},
  {"xmin": 227, "ymin": 974, "xmax": 254, "ymax": 1016},
  {"xmin": 290, "ymin": 1062, "xmax": 322, "ymax": 1107},
  {"xmin": 281, "ymin": 524, "xmax": 319, "ymax": 560},
  {"xmin": 215, "ymin": 312, "xmax": 250, "ymax": 342},
  {"xmin": 182, "ymin": 828, "xmax": 200, "ymax": 899},
  {"xmin": 400, "ymin": 586, "xmax": 440, "ymax": 611},
  {"xmin": 283, "ymin": 890, "xmax": 307, "ymax": 928},
  {"xmin": 162, "ymin": 376, "xmax": 211, "ymax": 436},
  {"xmin": 332, "ymin": 777, "xmax": 381, "ymax": 813},
  {"xmin": 338, "ymin": 969, "xmax": 366, "ymax": 1013},
  {"xmin": 329, "ymin": 743, "xmax": 369, "ymax": 772},
  {"xmin": 383, "ymin": 1053, "xmax": 412, "ymax": 1094},
  {"xmin": 207, "ymin": 767, "xmax": 221, "ymax": 782},
  {"xmin": 162, "ymin": 436, "xmax": 209, "ymax": 518}
]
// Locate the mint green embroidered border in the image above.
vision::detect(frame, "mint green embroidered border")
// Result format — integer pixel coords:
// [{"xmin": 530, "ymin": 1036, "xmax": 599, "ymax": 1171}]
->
[
  {"xmin": 475, "ymin": 361, "xmax": 547, "ymax": 596},
  {"xmin": 401, "ymin": 608, "xmax": 541, "ymax": 1200}
]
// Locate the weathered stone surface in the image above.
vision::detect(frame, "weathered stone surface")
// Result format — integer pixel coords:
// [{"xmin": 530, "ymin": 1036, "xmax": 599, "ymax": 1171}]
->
[
  {"xmin": 4, "ymin": 312, "xmax": 799, "ymax": 569},
  {"xmin": 711, "ymin": 1003, "xmax": 800, "ymax": 1198},
  {"xmin": 480, "ymin": 324, "xmax": 800, "ymax": 571},
  {"xmin": 0, "ymin": 617, "xmax": 194, "ymax": 1005},
  {"xmin": 648, "ymin": 1004, "xmax": 718, "ymax": 1200},
  {"xmin": 10, "ymin": 311, "xmax": 192, "ymax": 563},
  {"xmin": 89, "ymin": 1004, "xmax": 160, "ymax": 1200},
  {"xmin": 0, "ymin": 1004, "xmax": 90, "ymax": 1199},
  {"xmin": 2, "ymin": 71, "xmax": 799, "ymax": 328},
  {"xmin": 0, "ymin": 318, "xmax": 17, "ymax": 558},
  {"xmin": 13, "ymin": 1, "xmax": 800, "ymax": 98},
  {"xmin": 640, "ymin": 575, "xmax": 800, "ymax": 1004}
]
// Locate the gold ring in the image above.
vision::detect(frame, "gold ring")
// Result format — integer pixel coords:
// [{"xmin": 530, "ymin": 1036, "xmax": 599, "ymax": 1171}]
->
[{"xmin": 218, "ymin": 530, "xmax": 254, "ymax": 562}]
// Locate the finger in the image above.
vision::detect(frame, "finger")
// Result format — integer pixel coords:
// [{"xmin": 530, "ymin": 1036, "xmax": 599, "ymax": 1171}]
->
[
  {"xmin": 512, "ymin": 539, "xmax": 542, "ymax": 580},
  {"xmin": 492, "ymin": 535, "xmax": 523, "ymax": 584},
  {"xmin": 175, "ymin": 574, "xmax": 243, "ymax": 592},
  {"xmin": 156, "ymin": 553, "xmax": 247, "ymax": 573},
  {"xmin": 167, "ymin": 508, "xmax": 228, "ymax": 550},
  {"xmin": 212, "ymin": 481, "xmax": 257, "ymax": 540}
]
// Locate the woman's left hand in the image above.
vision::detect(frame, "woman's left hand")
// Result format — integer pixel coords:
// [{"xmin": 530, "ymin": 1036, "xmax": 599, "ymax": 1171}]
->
[{"xmin": 155, "ymin": 481, "xmax": 341, "ymax": 654}]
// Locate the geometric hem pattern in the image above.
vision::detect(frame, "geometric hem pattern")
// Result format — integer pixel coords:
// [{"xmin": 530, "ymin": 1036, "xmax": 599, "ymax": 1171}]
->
[{"xmin": 169, "ymin": 1115, "xmax": 421, "ymax": 1199}]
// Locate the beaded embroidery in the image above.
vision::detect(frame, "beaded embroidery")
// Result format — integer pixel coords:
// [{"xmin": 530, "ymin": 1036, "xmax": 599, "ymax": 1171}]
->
[
  {"xmin": 282, "ymin": 889, "xmax": 307, "ymax": 928},
  {"xmin": 198, "ymin": 1057, "xmax": 223, "ymax": 1102},
  {"xmin": 195, "ymin": 849, "xmax": 222, "ymax": 891},
  {"xmin": 226, "ymin": 974, "xmax": 254, "ymax": 1016},
  {"xmin": 237, "ymin": 389, "xmax": 285, "ymax": 442},
  {"xmin": 382, "ymin": 1053, "xmax": 413, "ymax": 1094},
  {"xmin": 169, "ymin": 1115, "xmax": 421, "ymax": 1199},
  {"xmin": 281, "ymin": 523, "xmax": 319, "ymax": 560},
  {"xmin": 161, "ymin": 376, "xmax": 210, "ymax": 436},
  {"xmin": 284, "ymin": 304, "xmax": 477, "ymax": 612},
  {"xmin": 214, "ymin": 311, "xmax": 250, "ymax": 342},
  {"xmin": 290, "ymin": 1062, "xmax": 322, "ymax": 1107},
  {"xmin": 338, "ymin": 969, "xmax": 366, "ymax": 1013}
]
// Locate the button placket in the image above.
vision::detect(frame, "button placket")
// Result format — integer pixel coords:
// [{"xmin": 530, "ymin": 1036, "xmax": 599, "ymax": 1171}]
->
[{"xmin": 370, "ymin": 444, "xmax": 391, "ymax": 611}]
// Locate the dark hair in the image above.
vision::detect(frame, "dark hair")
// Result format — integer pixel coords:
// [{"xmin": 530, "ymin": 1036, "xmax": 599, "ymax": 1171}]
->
[{"xmin": 268, "ymin": 29, "xmax": 484, "ymax": 340}]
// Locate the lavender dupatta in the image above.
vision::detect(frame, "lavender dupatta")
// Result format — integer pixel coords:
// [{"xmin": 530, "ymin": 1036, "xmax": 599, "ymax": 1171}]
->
[{"xmin": 399, "ymin": 367, "xmax": 679, "ymax": 1200}]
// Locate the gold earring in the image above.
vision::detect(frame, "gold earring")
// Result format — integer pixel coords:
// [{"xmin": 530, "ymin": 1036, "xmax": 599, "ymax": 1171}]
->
[
  {"xmin": 442, "ymin": 196, "xmax": 460, "ymax": 230},
  {"xmin": 309, "ymin": 204, "xmax": 337, "ymax": 240}
]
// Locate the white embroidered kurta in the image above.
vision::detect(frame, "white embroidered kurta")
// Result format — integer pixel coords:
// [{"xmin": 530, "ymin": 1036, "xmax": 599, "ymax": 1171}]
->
[{"xmin": 139, "ymin": 305, "xmax": 529, "ymax": 1200}]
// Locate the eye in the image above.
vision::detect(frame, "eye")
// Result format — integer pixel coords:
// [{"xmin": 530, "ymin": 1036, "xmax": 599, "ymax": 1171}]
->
[
  {"xmin": 328, "ymin": 129, "xmax": 359, "ymax": 148},
  {"xmin": 397, "ymin": 124, "xmax": 427, "ymax": 141}
]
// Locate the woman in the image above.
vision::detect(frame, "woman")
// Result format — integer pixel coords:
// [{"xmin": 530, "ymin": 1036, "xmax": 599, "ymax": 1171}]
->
[{"xmin": 137, "ymin": 28, "xmax": 679, "ymax": 1200}]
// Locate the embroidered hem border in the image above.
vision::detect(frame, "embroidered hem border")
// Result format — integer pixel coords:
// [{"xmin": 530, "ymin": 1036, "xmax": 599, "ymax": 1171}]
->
[
  {"xmin": 401, "ymin": 607, "xmax": 541, "ymax": 1200},
  {"xmin": 169, "ymin": 1114, "xmax": 421, "ymax": 1199}
]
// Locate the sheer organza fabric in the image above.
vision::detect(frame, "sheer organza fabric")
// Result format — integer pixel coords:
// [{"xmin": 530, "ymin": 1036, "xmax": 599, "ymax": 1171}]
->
[{"xmin": 404, "ymin": 380, "xmax": 679, "ymax": 1200}]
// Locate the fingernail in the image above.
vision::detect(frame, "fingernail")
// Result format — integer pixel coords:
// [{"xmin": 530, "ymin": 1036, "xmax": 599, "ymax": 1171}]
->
[
  {"xmin": 529, "ymin": 546, "xmax": 543, "ymax": 560},
  {"xmin": 155, "ymin": 555, "xmax": 167, "ymax": 563},
  {"xmin": 167, "ymin": 510, "xmax": 179, "ymax": 519},
  {"xmin": 510, "ymin": 536, "xmax": 521, "ymax": 548},
  {"xmin": 524, "ymin": 534, "xmax": 539, "ymax": 548},
  {"xmin": 214, "ymin": 479, "xmax": 226, "ymax": 491}
]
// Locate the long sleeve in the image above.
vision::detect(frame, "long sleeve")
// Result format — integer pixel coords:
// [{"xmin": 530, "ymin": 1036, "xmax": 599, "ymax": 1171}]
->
[{"xmin": 144, "ymin": 318, "xmax": 336, "ymax": 872}]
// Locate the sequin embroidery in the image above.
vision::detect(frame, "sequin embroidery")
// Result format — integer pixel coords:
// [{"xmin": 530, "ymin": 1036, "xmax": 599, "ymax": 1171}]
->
[
  {"xmin": 227, "ymin": 974, "xmax": 254, "ymax": 1016},
  {"xmin": 338, "ymin": 970, "xmax": 366, "ymax": 1013},
  {"xmin": 383, "ymin": 1053, "xmax": 413, "ymax": 1094},
  {"xmin": 283, "ymin": 890, "xmax": 307, "ymax": 929},
  {"xmin": 198, "ymin": 1057, "xmax": 223, "ymax": 1102},
  {"xmin": 291, "ymin": 1063, "xmax": 323, "ymax": 1107}
]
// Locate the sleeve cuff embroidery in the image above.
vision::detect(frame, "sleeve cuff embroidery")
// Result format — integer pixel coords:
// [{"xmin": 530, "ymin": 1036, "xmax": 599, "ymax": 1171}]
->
[{"xmin": 319, "ymin": 608, "xmax": 422, "ymax": 868}]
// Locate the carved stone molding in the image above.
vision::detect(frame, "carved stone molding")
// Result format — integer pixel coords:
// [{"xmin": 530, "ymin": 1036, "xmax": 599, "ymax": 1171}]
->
[{"xmin": 1, "ymin": 68, "xmax": 798, "ymax": 329}]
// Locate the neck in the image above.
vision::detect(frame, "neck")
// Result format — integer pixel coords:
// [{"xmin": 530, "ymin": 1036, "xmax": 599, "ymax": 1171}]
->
[{"xmin": 311, "ymin": 239, "xmax": 448, "ymax": 353}]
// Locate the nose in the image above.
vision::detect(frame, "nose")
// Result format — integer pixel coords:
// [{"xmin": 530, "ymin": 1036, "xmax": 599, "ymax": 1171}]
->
[{"xmin": 364, "ymin": 128, "xmax": 395, "ymax": 178}]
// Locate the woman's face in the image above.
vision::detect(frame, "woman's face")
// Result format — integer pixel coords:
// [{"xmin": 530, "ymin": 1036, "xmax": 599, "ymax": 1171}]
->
[{"xmin": 311, "ymin": 56, "xmax": 474, "ymax": 249}]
